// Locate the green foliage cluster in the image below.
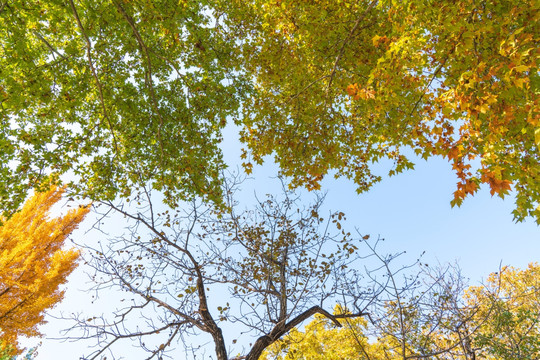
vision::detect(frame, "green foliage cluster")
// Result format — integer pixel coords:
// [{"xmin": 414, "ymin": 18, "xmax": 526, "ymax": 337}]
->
[{"xmin": 0, "ymin": 0, "xmax": 245, "ymax": 214}]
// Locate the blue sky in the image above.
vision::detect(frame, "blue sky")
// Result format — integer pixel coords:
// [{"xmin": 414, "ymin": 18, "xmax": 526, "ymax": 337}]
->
[
  {"xmin": 23, "ymin": 124, "xmax": 539, "ymax": 359},
  {"xmin": 219, "ymin": 123, "xmax": 540, "ymax": 281}
]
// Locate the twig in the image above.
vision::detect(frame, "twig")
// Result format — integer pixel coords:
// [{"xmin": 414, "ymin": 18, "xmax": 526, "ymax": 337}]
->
[{"xmin": 32, "ymin": 30, "xmax": 67, "ymax": 60}]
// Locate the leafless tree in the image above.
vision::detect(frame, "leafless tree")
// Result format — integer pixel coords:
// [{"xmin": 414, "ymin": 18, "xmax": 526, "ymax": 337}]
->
[{"xmin": 63, "ymin": 177, "xmax": 399, "ymax": 360}]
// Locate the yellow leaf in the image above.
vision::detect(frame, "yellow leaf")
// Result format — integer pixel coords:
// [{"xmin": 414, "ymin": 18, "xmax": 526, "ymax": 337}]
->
[{"xmin": 514, "ymin": 64, "xmax": 529, "ymax": 72}]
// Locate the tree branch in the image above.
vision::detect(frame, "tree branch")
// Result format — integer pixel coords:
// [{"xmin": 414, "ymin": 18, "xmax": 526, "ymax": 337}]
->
[
  {"xmin": 67, "ymin": 0, "xmax": 119, "ymax": 153},
  {"xmin": 111, "ymin": 0, "xmax": 165, "ymax": 162},
  {"xmin": 246, "ymin": 305, "xmax": 368, "ymax": 360},
  {"xmin": 32, "ymin": 30, "xmax": 67, "ymax": 60},
  {"xmin": 326, "ymin": 1, "xmax": 377, "ymax": 92}
]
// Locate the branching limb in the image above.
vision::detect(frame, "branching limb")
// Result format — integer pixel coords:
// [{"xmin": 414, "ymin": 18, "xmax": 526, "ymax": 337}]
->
[
  {"xmin": 246, "ymin": 305, "xmax": 368, "ymax": 360},
  {"xmin": 67, "ymin": 0, "xmax": 119, "ymax": 153},
  {"xmin": 32, "ymin": 30, "xmax": 67, "ymax": 60},
  {"xmin": 111, "ymin": 0, "xmax": 165, "ymax": 161},
  {"xmin": 326, "ymin": 1, "xmax": 377, "ymax": 92}
]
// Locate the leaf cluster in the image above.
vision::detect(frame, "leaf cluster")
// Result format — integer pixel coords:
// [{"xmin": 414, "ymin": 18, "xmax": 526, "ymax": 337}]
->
[{"xmin": 1, "ymin": 0, "xmax": 538, "ymax": 222}]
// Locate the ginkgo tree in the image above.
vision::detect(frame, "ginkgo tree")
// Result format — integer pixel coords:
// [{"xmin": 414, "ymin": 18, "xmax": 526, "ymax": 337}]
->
[{"xmin": 0, "ymin": 187, "xmax": 89, "ymax": 356}]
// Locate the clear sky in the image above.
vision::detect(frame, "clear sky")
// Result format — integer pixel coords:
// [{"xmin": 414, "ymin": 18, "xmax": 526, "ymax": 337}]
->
[
  {"xmin": 218, "ymin": 124, "xmax": 540, "ymax": 282},
  {"xmin": 22, "ymin": 124, "xmax": 540, "ymax": 359}
]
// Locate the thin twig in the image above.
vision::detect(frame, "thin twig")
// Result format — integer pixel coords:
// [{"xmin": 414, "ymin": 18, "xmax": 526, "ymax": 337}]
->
[{"xmin": 32, "ymin": 30, "xmax": 67, "ymax": 60}]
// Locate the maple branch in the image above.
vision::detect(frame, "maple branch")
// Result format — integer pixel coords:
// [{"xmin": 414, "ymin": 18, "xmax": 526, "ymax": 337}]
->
[
  {"xmin": 326, "ymin": 1, "xmax": 377, "ymax": 92},
  {"xmin": 287, "ymin": 74, "xmax": 330, "ymax": 103},
  {"xmin": 112, "ymin": 0, "xmax": 165, "ymax": 162},
  {"xmin": 148, "ymin": 48, "xmax": 189, "ymax": 85},
  {"xmin": 407, "ymin": 29, "xmax": 465, "ymax": 119},
  {"xmin": 32, "ymin": 30, "xmax": 67, "ymax": 61},
  {"xmin": 407, "ymin": 59, "xmax": 447, "ymax": 119},
  {"xmin": 68, "ymin": 0, "xmax": 119, "ymax": 154}
]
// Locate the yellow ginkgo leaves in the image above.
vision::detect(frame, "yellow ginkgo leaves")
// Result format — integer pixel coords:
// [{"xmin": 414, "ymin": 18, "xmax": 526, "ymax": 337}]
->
[{"xmin": 0, "ymin": 187, "xmax": 89, "ymax": 355}]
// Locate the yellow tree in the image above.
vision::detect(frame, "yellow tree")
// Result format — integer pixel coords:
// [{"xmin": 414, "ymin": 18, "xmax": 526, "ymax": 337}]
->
[
  {"xmin": 263, "ymin": 264, "xmax": 540, "ymax": 360},
  {"xmin": 466, "ymin": 263, "xmax": 540, "ymax": 360},
  {"xmin": 0, "ymin": 187, "xmax": 89, "ymax": 355},
  {"xmin": 262, "ymin": 306, "xmax": 373, "ymax": 360}
]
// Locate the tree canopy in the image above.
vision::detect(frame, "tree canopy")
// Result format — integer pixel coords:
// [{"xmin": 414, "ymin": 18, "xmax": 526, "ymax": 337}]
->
[
  {"xmin": 0, "ymin": 0, "xmax": 245, "ymax": 214},
  {"xmin": 231, "ymin": 0, "xmax": 539, "ymax": 221},
  {"xmin": 0, "ymin": 0, "xmax": 538, "ymax": 221},
  {"xmin": 0, "ymin": 187, "xmax": 88, "ymax": 355},
  {"xmin": 0, "ymin": 2, "xmax": 538, "ymax": 359}
]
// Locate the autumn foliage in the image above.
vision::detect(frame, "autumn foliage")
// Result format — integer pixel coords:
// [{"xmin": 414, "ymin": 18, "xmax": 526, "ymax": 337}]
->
[
  {"xmin": 0, "ymin": 0, "xmax": 537, "ymax": 222},
  {"xmin": 0, "ymin": 187, "xmax": 89, "ymax": 355},
  {"xmin": 231, "ymin": 0, "xmax": 539, "ymax": 221},
  {"xmin": 466, "ymin": 263, "xmax": 540, "ymax": 359}
]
